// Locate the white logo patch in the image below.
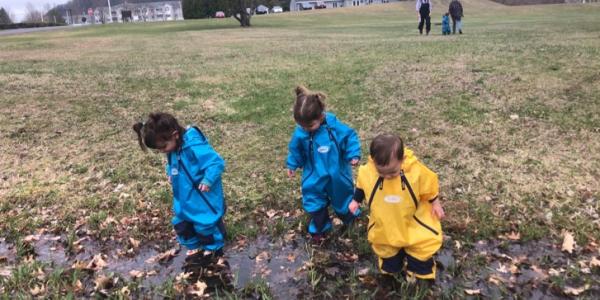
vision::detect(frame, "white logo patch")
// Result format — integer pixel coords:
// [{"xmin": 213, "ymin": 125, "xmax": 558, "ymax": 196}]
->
[
  {"xmin": 317, "ymin": 146, "xmax": 330, "ymax": 153},
  {"xmin": 384, "ymin": 195, "xmax": 402, "ymax": 204},
  {"xmin": 171, "ymin": 168, "xmax": 179, "ymax": 176}
]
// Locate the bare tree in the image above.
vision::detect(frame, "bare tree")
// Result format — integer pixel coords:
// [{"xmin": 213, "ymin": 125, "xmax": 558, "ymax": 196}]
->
[{"xmin": 24, "ymin": 2, "xmax": 44, "ymax": 23}]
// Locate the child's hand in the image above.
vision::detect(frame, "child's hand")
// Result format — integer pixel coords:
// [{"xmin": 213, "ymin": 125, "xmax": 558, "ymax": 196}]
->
[
  {"xmin": 431, "ymin": 200, "xmax": 445, "ymax": 219},
  {"xmin": 350, "ymin": 158, "xmax": 359, "ymax": 166},
  {"xmin": 198, "ymin": 184, "xmax": 210, "ymax": 192},
  {"xmin": 348, "ymin": 200, "xmax": 360, "ymax": 215},
  {"xmin": 287, "ymin": 169, "xmax": 296, "ymax": 178}
]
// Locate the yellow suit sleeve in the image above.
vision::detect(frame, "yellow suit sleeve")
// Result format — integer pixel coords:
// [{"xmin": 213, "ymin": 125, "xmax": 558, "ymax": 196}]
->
[{"xmin": 418, "ymin": 162, "xmax": 439, "ymax": 202}]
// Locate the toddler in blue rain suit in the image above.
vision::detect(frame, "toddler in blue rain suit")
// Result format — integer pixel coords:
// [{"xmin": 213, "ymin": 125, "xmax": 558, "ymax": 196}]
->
[
  {"xmin": 133, "ymin": 112, "xmax": 226, "ymax": 255},
  {"xmin": 286, "ymin": 86, "xmax": 361, "ymax": 242},
  {"xmin": 442, "ymin": 13, "xmax": 451, "ymax": 35}
]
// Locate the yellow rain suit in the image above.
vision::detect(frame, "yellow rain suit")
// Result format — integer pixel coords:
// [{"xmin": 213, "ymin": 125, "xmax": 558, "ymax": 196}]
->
[{"xmin": 355, "ymin": 148, "xmax": 442, "ymax": 279}]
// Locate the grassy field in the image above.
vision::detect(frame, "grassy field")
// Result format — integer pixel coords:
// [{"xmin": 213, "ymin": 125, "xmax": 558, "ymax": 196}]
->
[{"xmin": 1, "ymin": 0, "xmax": 599, "ymax": 298}]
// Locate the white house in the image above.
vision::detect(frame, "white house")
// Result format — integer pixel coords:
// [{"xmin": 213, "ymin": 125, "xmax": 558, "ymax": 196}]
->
[
  {"xmin": 290, "ymin": 0, "xmax": 395, "ymax": 11},
  {"xmin": 96, "ymin": 1, "xmax": 184, "ymax": 23}
]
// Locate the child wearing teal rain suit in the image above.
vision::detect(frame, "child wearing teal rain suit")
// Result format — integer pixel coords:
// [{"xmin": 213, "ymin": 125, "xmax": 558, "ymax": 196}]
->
[
  {"xmin": 286, "ymin": 86, "xmax": 361, "ymax": 241},
  {"xmin": 133, "ymin": 112, "xmax": 226, "ymax": 255}
]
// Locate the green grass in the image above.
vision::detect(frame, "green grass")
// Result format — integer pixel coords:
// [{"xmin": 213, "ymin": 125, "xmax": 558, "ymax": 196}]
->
[{"xmin": 1, "ymin": 0, "xmax": 599, "ymax": 297}]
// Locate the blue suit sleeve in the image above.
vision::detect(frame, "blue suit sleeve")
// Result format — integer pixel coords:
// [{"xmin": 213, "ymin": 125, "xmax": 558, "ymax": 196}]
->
[
  {"xmin": 191, "ymin": 143, "xmax": 225, "ymax": 187},
  {"xmin": 286, "ymin": 130, "xmax": 305, "ymax": 170},
  {"xmin": 339, "ymin": 123, "xmax": 361, "ymax": 162}
]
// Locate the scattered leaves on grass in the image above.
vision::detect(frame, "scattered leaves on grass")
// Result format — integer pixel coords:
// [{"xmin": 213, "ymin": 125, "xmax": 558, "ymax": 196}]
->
[{"xmin": 93, "ymin": 274, "xmax": 113, "ymax": 291}]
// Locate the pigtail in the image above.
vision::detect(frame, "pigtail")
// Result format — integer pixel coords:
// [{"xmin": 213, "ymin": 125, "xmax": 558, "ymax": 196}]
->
[
  {"xmin": 295, "ymin": 85, "xmax": 309, "ymax": 97},
  {"xmin": 132, "ymin": 122, "xmax": 147, "ymax": 152},
  {"xmin": 314, "ymin": 92, "xmax": 327, "ymax": 111}
]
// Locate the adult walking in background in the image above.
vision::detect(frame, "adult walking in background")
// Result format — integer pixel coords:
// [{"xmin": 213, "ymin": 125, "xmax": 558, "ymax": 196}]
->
[
  {"xmin": 449, "ymin": 0, "xmax": 464, "ymax": 34},
  {"xmin": 416, "ymin": 0, "xmax": 432, "ymax": 35}
]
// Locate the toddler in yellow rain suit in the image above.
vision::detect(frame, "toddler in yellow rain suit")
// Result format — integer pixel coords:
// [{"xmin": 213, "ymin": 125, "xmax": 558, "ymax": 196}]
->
[{"xmin": 348, "ymin": 133, "xmax": 445, "ymax": 280}]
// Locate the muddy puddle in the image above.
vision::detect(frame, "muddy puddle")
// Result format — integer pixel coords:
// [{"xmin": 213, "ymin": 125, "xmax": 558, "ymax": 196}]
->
[{"xmin": 2, "ymin": 233, "xmax": 599, "ymax": 298}]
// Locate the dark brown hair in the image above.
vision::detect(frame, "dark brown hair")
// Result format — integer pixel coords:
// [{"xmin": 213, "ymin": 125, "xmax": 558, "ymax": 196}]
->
[
  {"xmin": 370, "ymin": 133, "xmax": 404, "ymax": 166},
  {"xmin": 132, "ymin": 112, "xmax": 186, "ymax": 151},
  {"xmin": 293, "ymin": 85, "xmax": 326, "ymax": 127}
]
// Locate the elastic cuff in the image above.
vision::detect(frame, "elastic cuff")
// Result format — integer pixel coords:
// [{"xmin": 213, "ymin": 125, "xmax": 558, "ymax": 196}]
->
[
  {"xmin": 354, "ymin": 188, "xmax": 365, "ymax": 203},
  {"xmin": 428, "ymin": 196, "xmax": 438, "ymax": 203},
  {"xmin": 200, "ymin": 179, "xmax": 212, "ymax": 187}
]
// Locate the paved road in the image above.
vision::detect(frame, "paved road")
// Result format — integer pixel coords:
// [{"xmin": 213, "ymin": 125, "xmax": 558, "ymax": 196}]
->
[{"xmin": 0, "ymin": 26, "xmax": 74, "ymax": 37}]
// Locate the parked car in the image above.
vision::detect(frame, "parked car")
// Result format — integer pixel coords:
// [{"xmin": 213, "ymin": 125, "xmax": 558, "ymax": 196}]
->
[
  {"xmin": 315, "ymin": 2, "xmax": 327, "ymax": 9},
  {"xmin": 271, "ymin": 6, "xmax": 283, "ymax": 13},
  {"xmin": 255, "ymin": 5, "xmax": 269, "ymax": 15},
  {"xmin": 300, "ymin": 3, "xmax": 313, "ymax": 10},
  {"xmin": 215, "ymin": 11, "xmax": 225, "ymax": 18}
]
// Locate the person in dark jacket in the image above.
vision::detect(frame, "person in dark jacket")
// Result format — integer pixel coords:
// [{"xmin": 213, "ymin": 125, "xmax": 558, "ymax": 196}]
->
[
  {"xmin": 416, "ymin": 0, "xmax": 432, "ymax": 35},
  {"xmin": 449, "ymin": 0, "xmax": 464, "ymax": 34}
]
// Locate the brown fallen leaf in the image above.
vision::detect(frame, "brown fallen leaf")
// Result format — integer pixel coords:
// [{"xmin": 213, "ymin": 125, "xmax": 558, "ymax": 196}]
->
[
  {"xmin": 265, "ymin": 209, "xmax": 277, "ymax": 219},
  {"xmin": 590, "ymin": 257, "xmax": 600, "ymax": 268},
  {"xmin": 146, "ymin": 270, "xmax": 158, "ymax": 276},
  {"xmin": 146, "ymin": 248, "xmax": 177, "ymax": 264},
  {"xmin": 465, "ymin": 289, "xmax": 481, "ymax": 295},
  {"xmin": 255, "ymin": 251, "xmax": 271, "ymax": 263},
  {"xmin": 87, "ymin": 254, "xmax": 108, "ymax": 270},
  {"xmin": 287, "ymin": 253, "xmax": 296, "ymax": 263},
  {"xmin": 94, "ymin": 275, "xmax": 113, "ymax": 291},
  {"xmin": 129, "ymin": 270, "xmax": 145, "ymax": 278},
  {"xmin": 0, "ymin": 266, "xmax": 12, "ymax": 277},
  {"xmin": 35, "ymin": 267, "xmax": 45, "ymax": 280},
  {"xmin": 564, "ymin": 284, "xmax": 589, "ymax": 296},
  {"xmin": 531, "ymin": 265, "xmax": 548, "ymax": 281},
  {"xmin": 129, "ymin": 238, "xmax": 140, "ymax": 249},
  {"xmin": 175, "ymin": 272, "xmax": 192, "ymax": 283},
  {"xmin": 187, "ymin": 281, "xmax": 208, "ymax": 297},
  {"xmin": 488, "ymin": 274, "xmax": 505, "ymax": 285},
  {"xmin": 506, "ymin": 231, "xmax": 520, "ymax": 241},
  {"xmin": 23, "ymin": 234, "xmax": 40, "ymax": 243},
  {"xmin": 562, "ymin": 231, "xmax": 575, "ymax": 254},
  {"xmin": 120, "ymin": 286, "xmax": 130, "ymax": 296},
  {"xmin": 73, "ymin": 280, "xmax": 83, "ymax": 293},
  {"xmin": 0, "ymin": 256, "xmax": 7, "ymax": 263},
  {"xmin": 71, "ymin": 260, "xmax": 90, "ymax": 270},
  {"xmin": 30, "ymin": 284, "xmax": 46, "ymax": 296}
]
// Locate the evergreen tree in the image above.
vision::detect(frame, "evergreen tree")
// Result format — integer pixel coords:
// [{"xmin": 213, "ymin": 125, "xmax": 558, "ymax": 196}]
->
[{"xmin": 0, "ymin": 7, "xmax": 12, "ymax": 24}]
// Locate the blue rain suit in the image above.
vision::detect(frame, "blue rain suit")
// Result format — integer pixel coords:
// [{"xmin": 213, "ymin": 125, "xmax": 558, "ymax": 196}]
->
[
  {"xmin": 286, "ymin": 113, "xmax": 361, "ymax": 234},
  {"xmin": 166, "ymin": 126, "xmax": 226, "ymax": 251},
  {"xmin": 442, "ymin": 15, "xmax": 451, "ymax": 35}
]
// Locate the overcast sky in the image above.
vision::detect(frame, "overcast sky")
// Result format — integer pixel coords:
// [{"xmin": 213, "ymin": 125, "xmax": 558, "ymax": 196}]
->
[{"xmin": 1, "ymin": 0, "xmax": 70, "ymax": 21}]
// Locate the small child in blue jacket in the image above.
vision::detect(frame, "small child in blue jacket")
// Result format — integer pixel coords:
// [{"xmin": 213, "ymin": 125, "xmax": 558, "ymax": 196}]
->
[
  {"xmin": 133, "ymin": 112, "xmax": 226, "ymax": 257},
  {"xmin": 442, "ymin": 12, "xmax": 451, "ymax": 35},
  {"xmin": 286, "ymin": 86, "xmax": 361, "ymax": 242}
]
